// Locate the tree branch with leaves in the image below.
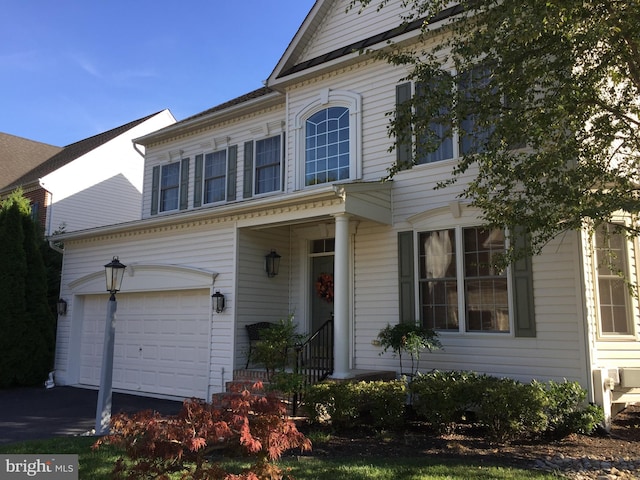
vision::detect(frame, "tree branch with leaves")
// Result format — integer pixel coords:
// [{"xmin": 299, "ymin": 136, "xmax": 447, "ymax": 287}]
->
[{"xmin": 351, "ymin": 0, "xmax": 640, "ymax": 267}]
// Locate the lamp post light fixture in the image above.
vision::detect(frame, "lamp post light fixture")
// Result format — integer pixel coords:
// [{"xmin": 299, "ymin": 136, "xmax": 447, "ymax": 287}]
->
[
  {"xmin": 265, "ymin": 250, "xmax": 281, "ymax": 278},
  {"xmin": 95, "ymin": 256, "xmax": 126, "ymax": 436},
  {"xmin": 212, "ymin": 290, "xmax": 225, "ymax": 313}
]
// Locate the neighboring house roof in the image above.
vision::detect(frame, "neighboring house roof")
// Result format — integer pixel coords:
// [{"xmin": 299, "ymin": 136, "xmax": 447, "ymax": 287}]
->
[
  {"xmin": 2, "ymin": 111, "xmax": 165, "ymax": 193},
  {"xmin": 0, "ymin": 133, "xmax": 62, "ymax": 190}
]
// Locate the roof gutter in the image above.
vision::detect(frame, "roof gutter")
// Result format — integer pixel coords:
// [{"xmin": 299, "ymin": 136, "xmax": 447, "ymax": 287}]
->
[{"xmin": 51, "ymin": 184, "xmax": 344, "ymax": 242}]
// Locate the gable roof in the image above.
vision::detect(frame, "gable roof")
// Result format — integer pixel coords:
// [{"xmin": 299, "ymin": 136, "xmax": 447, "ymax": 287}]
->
[
  {"xmin": 3, "ymin": 111, "xmax": 165, "ymax": 192},
  {"xmin": 0, "ymin": 133, "xmax": 62, "ymax": 190},
  {"xmin": 267, "ymin": 1, "xmax": 462, "ymax": 88}
]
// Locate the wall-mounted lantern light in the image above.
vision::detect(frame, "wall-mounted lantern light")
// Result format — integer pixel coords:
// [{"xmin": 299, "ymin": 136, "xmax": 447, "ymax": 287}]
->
[
  {"xmin": 265, "ymin": 250, "xmax": 281, "ymax": 278},
  {"xmin": 57, "ymin": 298, "xmax": 68, "ymax": 316},
  {"xmin": 212, "ymin": 290, "xmax": 225, "ymax": 313}
]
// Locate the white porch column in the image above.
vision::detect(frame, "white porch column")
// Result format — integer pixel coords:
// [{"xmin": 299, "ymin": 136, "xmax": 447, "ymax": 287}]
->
[{"xmin": 332, "ymin": 213, "xmax": 351, "ymax": 378}]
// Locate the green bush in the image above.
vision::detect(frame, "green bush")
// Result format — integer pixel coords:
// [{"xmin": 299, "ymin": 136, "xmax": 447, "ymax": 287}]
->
[
  {"xmin": 476, "ymin": 376, "xmax": 548, "ymax": 442},
  {"xmin": 305, "ymin": 380, "xmax": 407, "ymax": 430},
  {"xmin": 409, "ymin": 372, "xmax": 600, "ymax": 442},
  {"xmin": 543, "ymin": 380, "xmax": 604, "ymax": 437},
  {"xmin": 409, "ymin": 371, "xmax": 482, "ymax": 433},
  {"xmin": 304, "ymin": 382, "xmax": 358, "ymax": 427}
]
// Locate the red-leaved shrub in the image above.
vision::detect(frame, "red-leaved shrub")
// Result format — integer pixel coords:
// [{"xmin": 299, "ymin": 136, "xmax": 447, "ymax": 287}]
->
[{"xmin": 93, "ymin": 381, "xmax": 311, "ymax": 479}]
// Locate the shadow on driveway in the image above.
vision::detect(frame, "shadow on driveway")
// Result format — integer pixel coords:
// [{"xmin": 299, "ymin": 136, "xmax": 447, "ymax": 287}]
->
[{"xmin": 0, "ymin": 386, "xmax": 183, "ymax": 445}]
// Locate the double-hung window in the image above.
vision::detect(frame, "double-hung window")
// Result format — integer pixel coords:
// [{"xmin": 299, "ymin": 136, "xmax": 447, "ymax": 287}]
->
[
  {"xmin": 243, "ymin": 134, "xmax": 282, "ymax": 198},
  {"xmin": 419, "ymin": 227, "xmax": 509, "ymax": 333},
  {"xmin": 151, "ymin": 159, "xmax": 189, "ymax": 215},
  {"xmin": 457, "ymin": 65, "xmax": 495, "ymax": 155},
  {"xmin": 415, "ymin": 75, "xmax": 454, "ymax": 164},
  {"xmin": 255, "ymin": 135, "xmax": 281, "ymax": 195},
  {"xmin": 203, "ymin": 151, "xmax": 227, "ymax": 204},
  {"xmin": 398, "ymin": 65, "xmax": 496, "ymax": 166},
  {"xmin": 160, "ymin": 162, "xmax": 180, "ymax": 212},
  {"xmin": 594, "ymin": 223, "xmax": 635, "ymax": 336},
  {"xmin": 193, "ymin": 146, "xmax": 237, "ymax": 207}
]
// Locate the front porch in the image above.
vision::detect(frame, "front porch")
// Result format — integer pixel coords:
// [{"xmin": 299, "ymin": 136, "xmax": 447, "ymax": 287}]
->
[{"xmin": 233, "ymin": 181, "xmax": 394, "ymax": 381}]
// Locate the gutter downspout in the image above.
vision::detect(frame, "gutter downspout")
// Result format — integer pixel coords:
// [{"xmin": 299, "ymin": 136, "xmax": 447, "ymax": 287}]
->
[
  {"xmin": 132, "ymin": 140, "xmax": 145, "ymax": 159},
  {"xmin": 39, "ymin": 180, "xmax": 63, "ymax": 253},
  {"xmin": 48, "ymin": 238, "xmax": 64, "ymax": 254}
]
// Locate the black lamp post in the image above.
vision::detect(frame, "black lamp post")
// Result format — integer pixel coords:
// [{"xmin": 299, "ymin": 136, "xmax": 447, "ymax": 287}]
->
[
  {"xmin": 265, "ymin": 250, "xmax": 281, "ymax": 278},
  {"xmin": 95, "ymin": 256, "xmax": 126, "ymax": 435}
]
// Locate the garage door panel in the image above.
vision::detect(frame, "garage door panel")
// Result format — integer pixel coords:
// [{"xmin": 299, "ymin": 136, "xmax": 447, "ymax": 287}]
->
[{"xmin": 79, "ymin": 290, "xmax": 210, "ymax": 399}]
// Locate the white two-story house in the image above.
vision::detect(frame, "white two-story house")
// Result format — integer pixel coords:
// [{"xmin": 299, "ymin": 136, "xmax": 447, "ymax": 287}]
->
[{"xmin": 53, "ymin": 0, "xmax": 639, "ymax": 424}]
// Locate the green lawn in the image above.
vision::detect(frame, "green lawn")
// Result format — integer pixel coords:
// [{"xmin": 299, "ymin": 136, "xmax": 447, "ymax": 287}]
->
[{"xmin": 0, "ymin": 436, "xmax": 557, "ymax": 480}]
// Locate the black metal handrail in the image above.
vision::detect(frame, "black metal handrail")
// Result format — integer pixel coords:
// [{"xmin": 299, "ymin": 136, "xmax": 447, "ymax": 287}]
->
[{"xmin": 292, "ymin": 318, "xmax": 333, "ymax": 415}]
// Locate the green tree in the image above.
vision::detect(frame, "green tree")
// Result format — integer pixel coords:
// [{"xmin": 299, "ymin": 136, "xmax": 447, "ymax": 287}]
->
[
  {"xmin": 0, "ymin": 190, "xmax": 55, "ymax": 387},
  {"xmin": 352, "ymin": 0, "xmax": 640, "ymax": 264}
]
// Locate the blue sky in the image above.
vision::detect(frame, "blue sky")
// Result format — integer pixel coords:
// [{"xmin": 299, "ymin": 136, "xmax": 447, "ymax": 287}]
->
[{"xmin": 0, "ymin": 1, "xmax": 316, "ymax": 147}]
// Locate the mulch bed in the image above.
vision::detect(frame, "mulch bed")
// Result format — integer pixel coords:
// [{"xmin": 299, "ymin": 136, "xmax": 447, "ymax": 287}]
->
[{"xmin": 294, "ymin": 404, "xmax": 640, "ymax": 469}]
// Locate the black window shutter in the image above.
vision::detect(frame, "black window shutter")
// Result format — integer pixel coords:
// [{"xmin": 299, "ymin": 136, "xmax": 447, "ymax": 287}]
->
[
  {"xmin": 397, "ymin": 231, "xmax": 416, "ymax": 324},
  {"xmin": 243, "ymin": 141, "xmax": 254, "ymax": 199},
  {"xmin": 227, "ymin": 145, "xmax": 237, "ymax": 201},
  {"xmin": 180, "ymin": 158, "xmax": 190, "ymax": 210},
  {"xmin": 512, "ymin": 227, "xmax": 536, "ymax": 337},
  {"xmin": 396, "ymin": 82, "xmax": 413, "ymax": 167},
  {"xmin": 193, "ymin": 154, "xmax": 203, "ymax": 208},
  {"xmin": 150, "ymin": 165, "xmax": 160, "ymax": 215}
]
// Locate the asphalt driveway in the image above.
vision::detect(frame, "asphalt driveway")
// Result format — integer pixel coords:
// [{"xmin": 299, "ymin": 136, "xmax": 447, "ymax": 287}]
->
[{"xmin": 0, "ymin": 386, "xmax": 183, "ymax": 445}]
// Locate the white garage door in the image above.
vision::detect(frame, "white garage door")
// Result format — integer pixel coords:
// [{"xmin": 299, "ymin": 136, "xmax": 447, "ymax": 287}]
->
[{"xmin": 79, "ymin": 289, "xmax": 210, "ymax": 399}]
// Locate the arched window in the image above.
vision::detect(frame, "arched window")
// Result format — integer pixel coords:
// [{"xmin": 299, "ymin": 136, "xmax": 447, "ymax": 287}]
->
[
  {"xmin": 305, "ymin": 106, "xmax": 350, "ymax": 186},
  {"xmin": 295, "ymin": 89, "xmax": 361, "ymax": 189}
]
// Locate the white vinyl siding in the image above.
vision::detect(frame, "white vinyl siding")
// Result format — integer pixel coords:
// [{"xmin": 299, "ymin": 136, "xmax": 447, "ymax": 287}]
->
[
  {"xmin": 54, "ymin": 221, "xmax": 237, "ymax": 397},
  {"xmin": 352, "ymin": 221, "xmax": 587, "ymax": 384},
  {"xmin": 297, "ymin": 0, "xmax": 408, "ymax": 64},
  {"xmin": 235, "ymin": 227, "xmax": 291, "ymax": 369},
  {"xmin": 141, "ymin": 107, "xmax": 285, "ymax": 219}
]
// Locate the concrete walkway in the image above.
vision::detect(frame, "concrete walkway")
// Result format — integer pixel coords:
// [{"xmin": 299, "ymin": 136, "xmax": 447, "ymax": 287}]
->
[{"xmin": 0, "ymin": 386, "xmax": 183, "ymax": 445}]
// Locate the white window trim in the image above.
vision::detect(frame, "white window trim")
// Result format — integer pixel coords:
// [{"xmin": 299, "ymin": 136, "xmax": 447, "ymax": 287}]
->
[
  {"xmin": 201, "ymin": 149, "xmax": 228, "ymax": 206},
  {"xmin": 591, "ymin": 221, "xmax": 639, "ymax": 339},
  {"xmin": 409, "ymin": 204, "xmax": 514, "ymax": 335},
  {"xmin": 159, "ymin": 161, "xmax": 182, "ymax": 213},
  {"xmin": 411, "ymin": 65, "xmax": 503, "ymax": 167},
  {"xmin": 253, "ymin": 133, "xmax": 285, "ymax": 197},
  {"xmin": 293, "ymin": 89, "xmax": 362, "ymax": 190}
]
